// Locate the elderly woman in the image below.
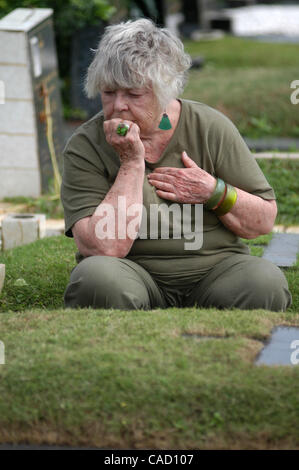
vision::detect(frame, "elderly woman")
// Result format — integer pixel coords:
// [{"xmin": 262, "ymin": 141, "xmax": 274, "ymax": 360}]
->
[{"xmin": 61, "ymin": 19, "xmax": 291, "ymax": 311}]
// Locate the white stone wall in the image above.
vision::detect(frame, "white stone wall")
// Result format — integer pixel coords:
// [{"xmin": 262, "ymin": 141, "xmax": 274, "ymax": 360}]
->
[{"xmin": 0, "ymin": 29, "xmax": 41, "ymax": 198}]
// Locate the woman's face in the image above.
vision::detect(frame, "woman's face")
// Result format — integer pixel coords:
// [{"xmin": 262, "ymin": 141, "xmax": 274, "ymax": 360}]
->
[{"xmin": 101, "ymin": 86, "xmax": 162, "ymax": 137}]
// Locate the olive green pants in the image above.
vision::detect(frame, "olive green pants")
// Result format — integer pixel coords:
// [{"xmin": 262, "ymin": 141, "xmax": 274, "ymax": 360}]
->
[{"xmin": 64, "ymin": 254, "xmax": 292, "ymax": 312}]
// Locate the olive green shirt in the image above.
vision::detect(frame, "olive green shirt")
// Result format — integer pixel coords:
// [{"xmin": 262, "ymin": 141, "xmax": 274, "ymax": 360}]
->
[{"xmin": 61, "ymin": 99, "xmax": 275, "ymax": 289}]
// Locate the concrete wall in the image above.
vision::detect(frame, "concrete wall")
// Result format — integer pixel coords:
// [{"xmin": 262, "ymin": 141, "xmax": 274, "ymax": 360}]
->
[{"xmin": 0, "ymin": 30, "xmax": 41, "ymax": 198}]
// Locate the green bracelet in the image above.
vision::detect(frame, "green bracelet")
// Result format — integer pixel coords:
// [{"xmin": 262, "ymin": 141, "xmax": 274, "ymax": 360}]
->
[
  {"xmin": 204, "ymin": 178, "xmax": 226, "ymax": 210},
  {"xmin": 213, "ymin": 184, "xmax": 237, "ymax": 216}
]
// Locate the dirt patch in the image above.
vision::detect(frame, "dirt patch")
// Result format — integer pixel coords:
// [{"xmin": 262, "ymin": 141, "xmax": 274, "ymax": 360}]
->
[
  {"xmin": 236, "ymin": 338, "xmax": 264, "ymax": 364},
  {"xmin": 0, "ymin": 422, "xmax": 298, "ymax": 450},
  {"xmin": 200, "ymin": 429, "xmax": 299, "ymax": 450}
]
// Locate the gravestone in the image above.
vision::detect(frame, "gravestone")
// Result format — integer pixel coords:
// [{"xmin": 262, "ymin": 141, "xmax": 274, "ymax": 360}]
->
[
  {"xmin": 179, "ymin": 0, "xmax": 213, "ymax": 37},
  {"xmin": 255, "ymin": 326, "xmax": 299, "ymax": 366},
  {"xmin": 0, "ymin": 8, "xmax": 64, "ymax": 198},
  {"xmin": 70, "ymin": 25, "xmax": 103, "ymax": 119},
  {"xmin": 262, "ymin": 233, "xmax": 299, "ymax": 267}
]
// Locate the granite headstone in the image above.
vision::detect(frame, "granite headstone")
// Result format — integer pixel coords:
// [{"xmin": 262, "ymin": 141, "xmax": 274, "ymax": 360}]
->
[{"xmin": 0, "ymin": 8, "xmax": 64, "ymax": 197}]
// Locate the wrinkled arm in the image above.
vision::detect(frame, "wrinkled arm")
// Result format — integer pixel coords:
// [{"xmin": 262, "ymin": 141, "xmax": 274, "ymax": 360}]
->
[
  {"xmin": 72, "ymin": 119, "xmax": 145, "ymax": 258},
  {"xmin": 217, "ymin": 189, "xmax": 277, "ymax": 239},
  {"xmin": 72, "ymin": 160, "xmax": 145, "ymax": 258}
]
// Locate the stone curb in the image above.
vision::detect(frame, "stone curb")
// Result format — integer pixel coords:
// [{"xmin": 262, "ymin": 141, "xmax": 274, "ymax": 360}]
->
[
  {"xmin": 0, "ymin": 216, "xmax": 65, "ymax": 237},
  {"xmin": 253, "ymin": 152, "xmax": 299, "ymax": 159}
]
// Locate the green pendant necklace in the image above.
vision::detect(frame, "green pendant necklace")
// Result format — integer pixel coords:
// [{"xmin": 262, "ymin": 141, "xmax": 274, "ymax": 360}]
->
[{"xmin": 158, "ymin": 113, "xmax": 172, "ymax": 130}]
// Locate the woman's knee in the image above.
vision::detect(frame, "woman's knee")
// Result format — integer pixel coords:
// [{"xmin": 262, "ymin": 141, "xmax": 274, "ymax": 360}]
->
[
  {"xmin": 64, "ymin": 256, "xmax": 152, "ymax": 310},
  {"xmin": 192, "ymin": 256, "xmax": 292, "ymax": 312},
  {"xmin": 70, "ymin": 255, "xmax": 122, "ymax": 287},
  {"xmin": 242, "ymin": 258, "xmax": 292, "ymax": 311}
]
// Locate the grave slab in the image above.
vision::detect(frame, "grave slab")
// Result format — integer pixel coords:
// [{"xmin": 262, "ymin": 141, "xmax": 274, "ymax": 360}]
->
[
  {"xmin": 262, "ymin": 233, "xmax": 299, "ymax": 267},
  {"xmin": 255, "ymin": 326, "xmax": 299, "ymax": 366}
]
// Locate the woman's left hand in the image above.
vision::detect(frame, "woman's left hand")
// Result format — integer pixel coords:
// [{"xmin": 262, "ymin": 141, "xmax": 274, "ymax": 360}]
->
[{"xmin": 147, "ymin": 151, "xmax": 216, "ymax": 204}]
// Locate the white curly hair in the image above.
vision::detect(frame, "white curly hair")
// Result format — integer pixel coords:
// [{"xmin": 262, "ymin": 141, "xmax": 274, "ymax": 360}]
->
[{"xmin": 84, "ymin": 18, "xmax": 191, "ymax": 110}]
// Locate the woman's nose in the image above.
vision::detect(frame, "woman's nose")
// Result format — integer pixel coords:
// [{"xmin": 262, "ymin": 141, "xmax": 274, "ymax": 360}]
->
[{"xmin": 113, "ymin": 92, "xmax": 128, "ymax": 112}]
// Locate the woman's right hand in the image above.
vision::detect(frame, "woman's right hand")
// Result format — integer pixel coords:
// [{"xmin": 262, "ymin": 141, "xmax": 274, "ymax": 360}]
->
[{"xmin": 103, "ymin": 119, "xmax": 145, "ymax": 166}]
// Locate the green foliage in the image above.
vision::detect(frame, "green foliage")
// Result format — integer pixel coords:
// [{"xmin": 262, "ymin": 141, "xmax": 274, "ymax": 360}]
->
[
  {"xmin": 0, "ymin": 0, "xmax": 115, "ymax": 26},
  {"xmin": 0, "ymin": 0, "xmax": 115, "ymax": 83},
  {"xmin": 257, "ymin": 159, "xmax": 299, "ymax": 226},
  {"xmin": 63, "ymin": 105, "xmax": 88, "ymax": 121},
  {"xmin": 3, "ymin": 193, "xmax": 64, "ymax": 219},
  {"xmin": 248, "ymin": 116, "xmax": 273, "ymax": 136}
]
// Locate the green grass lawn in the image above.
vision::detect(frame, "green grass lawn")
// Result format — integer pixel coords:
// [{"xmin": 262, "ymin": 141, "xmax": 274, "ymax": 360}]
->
[
  {"xmin": 0, "ymin": 234, "xmax": 298, "ymax": 449},
  {"xmin": 183, "ymin": 37, "xmax": 299, "ymax": 139},
  {"xmin": 184, "ymin": 37, "xmax": 299, "ymax": 69},
  {"xmin": 256, "ymin": 159, "xmax": 299, "ymax": 226},
  {"xmin": 0, "ymin": 307, "xmax": 298, "ymax": 449}
]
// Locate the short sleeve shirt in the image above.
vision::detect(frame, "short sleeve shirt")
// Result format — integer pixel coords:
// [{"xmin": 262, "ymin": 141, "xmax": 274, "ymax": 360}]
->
[{"xmin": 61, "ymin": 99, "xmax": 275, "ymax": 279}]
